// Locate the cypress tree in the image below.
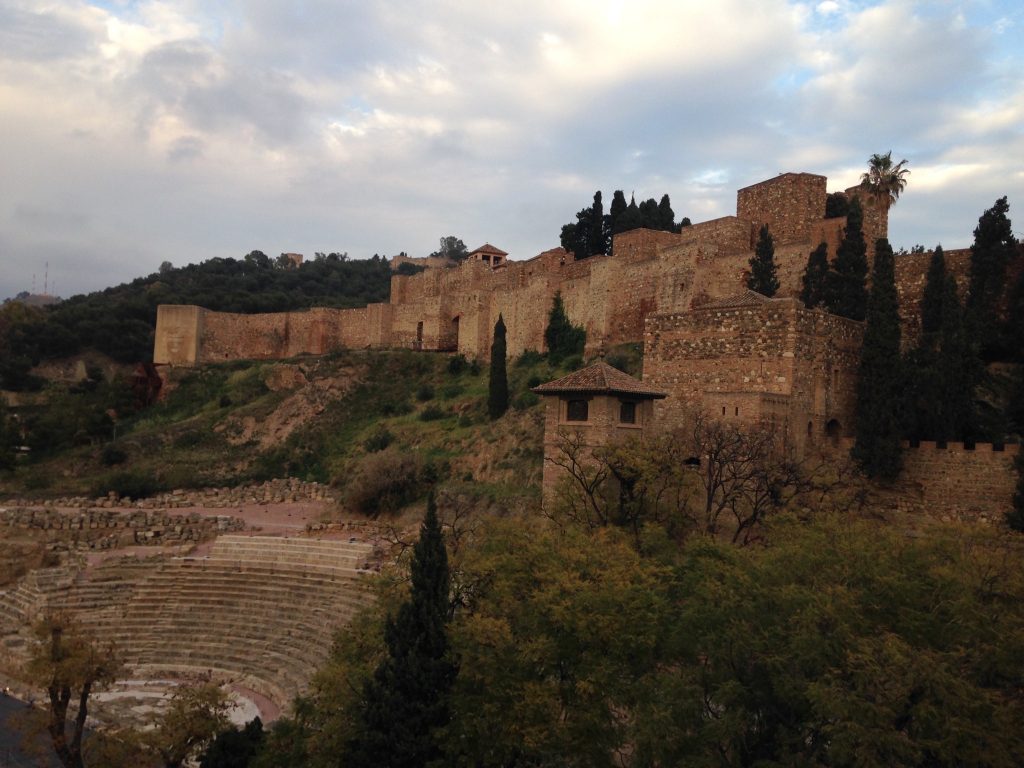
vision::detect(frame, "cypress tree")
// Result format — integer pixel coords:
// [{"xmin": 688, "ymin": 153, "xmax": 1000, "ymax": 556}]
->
[
  {"xmin": 800, "ymin": 243, "xmax": 829, "ymax": 308},
  {"xmin": 488, "ymin": 315, "xmax": 509, "ymax": 420},
  {"xmin": 344, "ymin": 492, "xmax": 455, "ymax": 768},
  {"xmin": 935, "ymin": 275, "xmax": 975, "ymax": 441},
  {"xmin": 966, "ymin": 197, "xmax": 1015, "ymax": 357},
  {"xmin": 616, "ymin": 195, "xmax": 643, "ymax": 234},
  {"xmin": 747, "ymin": 224, "xmax": 780, "ymax": 297},
  {"xmin": 588, "ymin": 191, "xmax": 605, "ymax": 257},
  {"xmin": 544, "ymin": 292, "xmax": 585, "ymax": 363},
  {"xmin": 824, "ymin": 197, "xmax": 869, "ymax": 321},
  {"xmin": 852, "ymin": 238, "xmax": 903, "ymax": 480},
  {"xmin": 607, "ymin": 191, "xmax": 628, "ymax": 253},
  {"xmin": 919, "ymin": 245, "xmax": 947, "ymax": 345},
  {"xmin": 657, "ymin": 194, "xmax": 676, "ymax": 232}
]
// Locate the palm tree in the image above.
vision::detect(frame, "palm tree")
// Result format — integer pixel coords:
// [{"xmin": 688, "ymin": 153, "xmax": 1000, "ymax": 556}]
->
[{"xmin": 860, "ymin": 151, "xmax": 910, "ymax": 205}]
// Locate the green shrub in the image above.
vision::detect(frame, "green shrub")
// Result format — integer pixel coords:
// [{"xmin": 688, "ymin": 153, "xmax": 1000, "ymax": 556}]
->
[
  {"xmin": 447, "ymin": 354, "xmax": 468, "ymax": 375},
  {"xmin": 91, "ymin": 470, "xmax": 164, "ymax": 499},
  {"xmin": 515, "ymin": 350, "xmax": 544, "ymax": 368},
  {"xmin": 99, "ymin": 444, "xmax": 127, "ymax": 466},
  {"xmin": 416, "ymin": 384, "xmax": 435, "ymax": 402},
  {"xmin": 526, "ymin": 374, "xmax": 542, "ymax": 389},
  {"xmin": 561, "ymin": 354, "xmax": 584, "ymax": 371},
  {"xmin": 469, "ymin": 360, "xmax": 482, "ymax": 376},
  {"xmin": 441, "ymin": 384, "xmax": 464, "ymax": 400},
  {"xmin": 363, "ymin": 427, "xmax": 394, "ymax": 453},
  {"xmin": 512, "ymin": 391, "xmax": 540, "ymax": 411},
  {"xmin": 419, "ymin": 406, "xmax": 448, "ymax": 422},
  {"xmin": 380, "ymin": 398, "xmax": 413, "ymax": 416},
  {"xmin": 342, "ymin": 450, "xmax": 427, "ymax": 516}
]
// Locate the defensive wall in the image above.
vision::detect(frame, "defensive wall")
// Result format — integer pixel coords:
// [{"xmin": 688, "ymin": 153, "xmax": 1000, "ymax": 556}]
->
[
  {"xmin": 643, "ymin": 293, "xmax": 863, "ymax": 452},
  {"xmin": 829, "ymin": 438, "xmax": 1020, "ymax": 524},
  {"xmin": 155, "ymin": 170, "xmax": 908, "ymax": 366}
]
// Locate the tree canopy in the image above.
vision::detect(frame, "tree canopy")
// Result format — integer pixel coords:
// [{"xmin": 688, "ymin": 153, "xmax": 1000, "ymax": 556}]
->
[{"xmin": 747, "ymin": 224, "xmax": 780, "ymax": 297}]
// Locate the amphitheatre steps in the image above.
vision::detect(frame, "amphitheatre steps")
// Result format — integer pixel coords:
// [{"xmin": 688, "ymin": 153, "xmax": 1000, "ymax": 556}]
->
[{"xmin": 0, "ymin": 534, "xmax": 378, "ymax": 710}]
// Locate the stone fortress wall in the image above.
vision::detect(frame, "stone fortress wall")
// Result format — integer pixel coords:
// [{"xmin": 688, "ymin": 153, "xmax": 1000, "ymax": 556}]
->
[
  {"xmin": 151, "ymin": 169, "xmax": 1015, "ymax": 522},
  {"xmin": 154, "ymin": 170, "xmax": 964, "ymax": 368}
]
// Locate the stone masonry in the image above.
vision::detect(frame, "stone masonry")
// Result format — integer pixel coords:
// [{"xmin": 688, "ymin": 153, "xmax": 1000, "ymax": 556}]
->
[{"xmin": 154, "ymin": 170, "xmax": 904, "ymax": 366}]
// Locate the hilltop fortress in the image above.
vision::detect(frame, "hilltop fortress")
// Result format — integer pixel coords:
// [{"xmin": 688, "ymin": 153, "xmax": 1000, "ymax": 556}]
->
[
  {"xmin": 155, "ymin": 171, "xmax": 972, "ymax": 451},
  {"xmin": 155, "ymin": 170, "xmax": 963, "ymax": 367}
]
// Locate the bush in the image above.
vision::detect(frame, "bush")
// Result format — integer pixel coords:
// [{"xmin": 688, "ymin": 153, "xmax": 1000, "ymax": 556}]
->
[
  {"xmin": 99, "ymin": 444, "xmax": 127, "ymax": 466},
  {"xmin": 441, "ymin": 384, "xmax": 464, "ymax": 400},
  {"xmin": 380, "ymin": 398, "xmax": 413, "ymax": 416},
  {"xmin": 512, "ymin": 391, "xmax": 540, "ymax": 411},
  {"xmin": 447, "ymin": 355, "xmax": 468, "ymax": 375},
  {"xmin": 469, "ymin": 360, "xmax": 482, "ymax": 376},
  {"xmin": 416, "ymin": 384, "xmax": 435, "ymax": 402},
  {"xmin": 343, "ymin": 450, "xmax": 427, "ymax": 516},
  {"xmin": 91, "ymin": 470, "xmax": 164, "ymax": 499},
  {"xmin": 526, "ymin": 374, "xmax": 542, "ymax": 389},
  {"xmin": 363, "ymin": 427, "xmax": 394, "ymax": 453},
  {"xmin": 515, "ymin": 350, "xmax": 544, "ymax": 368},
  {"xmin": 419, "ymin": 406, "xmax": 449, "ymax": 422},
  {"xmin": 561, "ymin": 354, "xmax": 584, "ymax": 371}
]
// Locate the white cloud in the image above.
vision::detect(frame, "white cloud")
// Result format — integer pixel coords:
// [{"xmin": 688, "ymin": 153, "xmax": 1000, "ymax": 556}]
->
[{"xmin": 1, "ymin": 0, "xmax": 1022, "ymax": 301}]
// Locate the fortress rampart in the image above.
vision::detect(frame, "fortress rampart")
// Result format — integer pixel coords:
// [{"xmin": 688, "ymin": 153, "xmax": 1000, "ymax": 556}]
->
[{"xmin": 153, "ymin": 169, "xmax": 954, "ymax": 367}]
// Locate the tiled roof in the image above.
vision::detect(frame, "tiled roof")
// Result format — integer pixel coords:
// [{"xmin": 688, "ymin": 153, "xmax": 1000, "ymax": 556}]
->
[
  {"xmin": 698, "ymin": 289, "xmax": 785, "ymax": 309},
  {"xmin": 531, "ymin": 361, "xmax": 667, "ymax": 398},
  {"xmin": 469, "ymin": 243, "xmax": 508, "ymax": 256}
]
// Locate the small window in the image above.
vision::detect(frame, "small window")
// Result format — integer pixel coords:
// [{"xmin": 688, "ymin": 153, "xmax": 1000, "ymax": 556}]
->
[
  {"xmin": 566, "ymin": 399, "xmax": 589, "ymax": 422},
  {"xmin": 722, "ymin": 406, "xmax": 726, "ymax": 416},
  {"xmin": 734, "ymin": 407, "xmax": 739, "ymax": 416},
  {"xmin": 619, "ymin": 400, "xmax": 637, "ymax": 424}
]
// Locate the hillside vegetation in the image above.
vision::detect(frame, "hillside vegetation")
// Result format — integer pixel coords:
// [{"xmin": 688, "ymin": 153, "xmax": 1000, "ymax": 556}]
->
[
  {"xmin": 0, "ymin": 252, "xmax": 400, "ymax": 390},
  {"xmin": 0, "ymin": 348, "xmax": 589, "ymax": 513}
]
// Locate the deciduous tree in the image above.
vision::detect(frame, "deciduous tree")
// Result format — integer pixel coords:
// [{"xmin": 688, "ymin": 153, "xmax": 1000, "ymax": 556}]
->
[{"xmin": 26, "ymin": 615, "xmax": 122, "ymax": 768}]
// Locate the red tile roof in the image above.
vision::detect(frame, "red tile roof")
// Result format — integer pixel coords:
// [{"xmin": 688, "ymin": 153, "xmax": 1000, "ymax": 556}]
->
[
  {"xmin": 531, "ymin": 361, "xmax": 667, "ymax": 398},
  {"xmin": 469, "ymin": 243, "xmax": 508, "ymax": 256}
]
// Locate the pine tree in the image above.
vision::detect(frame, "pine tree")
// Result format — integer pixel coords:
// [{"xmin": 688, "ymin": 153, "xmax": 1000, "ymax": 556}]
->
[
  {"xmin": 544, "ymin": 292, "xmax": 585, "ymax": 363},
  {"xmin": 852, "ymin": 238, "xmax": 903, "ymax": 480},
  {"xmin": 488, "ymin": 315, "xmax": 509, "ymax": 420},
  {"xmin": 344, "ymin": 492, "xmax": 455, "ymax": 768},
  {"xmin": 616, "ymin": 195, "xmax": 643, "ymax": 234},
  {"xmin": 824, "ymin": 197, "xmax": 869, "ymax": 321},
  {"xmin": 966, "ymin": 197, "xmax": 1016, "ymax": 357},
  {"xmin": 747, "ymin": 225, "xmax": 780, "ymax": 297},
  {"xmin": 800, "ymin": 243, "xmax": 829, "ymax": 308}
]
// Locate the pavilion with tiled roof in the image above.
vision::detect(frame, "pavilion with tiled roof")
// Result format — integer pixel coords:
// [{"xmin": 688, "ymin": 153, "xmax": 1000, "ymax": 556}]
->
[
  {"xmin": 531, "ymin": 361, "xmax": 667, "ymax": 399},
  {"xmin": 533, "ymin": 362, "xmax": 667, "ymax": 505},
  {"xmin": 468, "ymin": 243, "xmax": 508, "ymax": 267}
]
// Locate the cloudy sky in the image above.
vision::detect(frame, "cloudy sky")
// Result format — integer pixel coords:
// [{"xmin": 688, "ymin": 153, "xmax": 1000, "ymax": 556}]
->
[{"xmin": 1, "ymin": 0, "xmax": 1022, "ymax": 301}]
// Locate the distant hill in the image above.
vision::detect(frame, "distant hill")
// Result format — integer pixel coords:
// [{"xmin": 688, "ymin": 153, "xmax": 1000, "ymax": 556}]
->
[{"xmin": 0, "ymin": 252, "xmax": 394, "ymax": 390}]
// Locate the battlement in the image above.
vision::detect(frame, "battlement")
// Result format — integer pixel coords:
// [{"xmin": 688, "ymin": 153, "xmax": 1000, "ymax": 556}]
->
[{"xmin": 154, "ymin": 167, "xmax": 942, "ymax": 367}]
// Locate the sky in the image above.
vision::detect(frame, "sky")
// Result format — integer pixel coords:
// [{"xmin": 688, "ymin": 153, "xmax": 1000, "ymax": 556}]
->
[{"xmin": 1, "ymin": 0, "xmax": 1022, "ymax": 301}]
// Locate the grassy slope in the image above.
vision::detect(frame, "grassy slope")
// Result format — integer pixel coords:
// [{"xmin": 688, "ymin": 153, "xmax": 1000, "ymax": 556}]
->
[{"xmin": 1, "ymin": 349, "xmax": 594, "ymax": 513}]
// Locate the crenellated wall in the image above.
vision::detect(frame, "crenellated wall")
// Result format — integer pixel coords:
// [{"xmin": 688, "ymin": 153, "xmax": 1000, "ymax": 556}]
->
[{"xmin": 155, "ymin": 169, "xmax": 991, "ymax": 367}]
